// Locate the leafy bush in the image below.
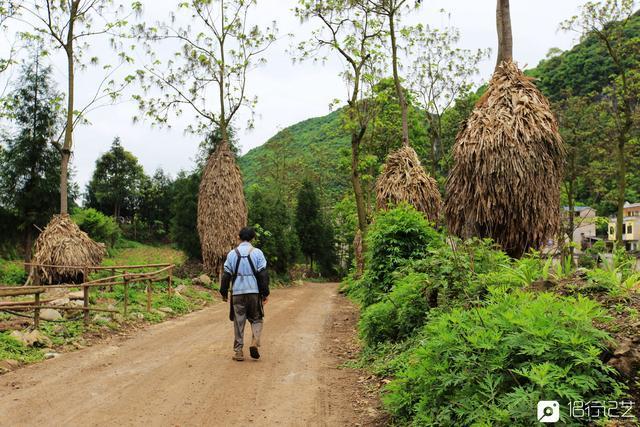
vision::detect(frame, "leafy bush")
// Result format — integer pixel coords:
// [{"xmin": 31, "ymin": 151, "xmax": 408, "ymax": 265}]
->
[
  {"xmin": 71, "ymin": 208, "xmax": 121, "ymax": 248},
  {"xmin": 383, "ymin": 290, "xmax": 624, "ymax": 426},
  {"xmin": 351, "ymin": 203, "xmax": 440, "ymax": 306},
  {"xmin": 578, "ymin": 253, "xmax": 597, "ymax": 269},
  {"xmin": 359, "ymin": 272, "xmax": 431, "ymax": 345},
  {"xmin": 0, "ymin": 260, "xmax": 27, "ymax": 285}
]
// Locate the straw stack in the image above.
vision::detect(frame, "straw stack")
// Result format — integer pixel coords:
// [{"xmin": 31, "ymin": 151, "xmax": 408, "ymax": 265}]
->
[
  {"xmin": 376, "ymin": 145, "xmax": 442, "ymax": 222},
  {"xmin": 30, "ymin": 214, "xmax": 106, "ymax": 284},
  {"xmin": 197, "ymin": 141, "xmax": 247, "ymax": 278},
  {"xmin": 445, "ymin": 60, "xmax": 565, "ymax": 257}
]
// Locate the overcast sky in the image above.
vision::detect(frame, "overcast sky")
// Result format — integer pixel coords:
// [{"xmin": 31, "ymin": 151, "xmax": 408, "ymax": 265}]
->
[{"xmin": 2, "ymin": 0, "xmax": 589, "ymax": 191}]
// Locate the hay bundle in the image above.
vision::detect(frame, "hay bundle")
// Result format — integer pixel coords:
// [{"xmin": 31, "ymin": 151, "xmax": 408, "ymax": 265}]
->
[
  {"xmin": 375, "ymin": 145, "xmax": 442, "ymax": 222},
  {"xmin": 30, "ymin": 214, "xmax": 106, "ymax": 284},
  {"xmin": 444, "ymin": 60, "xmax": 565, "ymax": 257},
  {"xmin": 197, "ymin": 141, "xmax": 247, "ymax": 278}
]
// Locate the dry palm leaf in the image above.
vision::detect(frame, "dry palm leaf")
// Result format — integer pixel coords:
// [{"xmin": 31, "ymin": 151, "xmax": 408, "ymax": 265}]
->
[
  {"xmin": 376, "ymin": 145, "xmax": 442, "ymax": 222},
  {"xmin": 197, "ymin": 141, "xmax": 247, "ymax": 278},
  {"xmin": 445, "ymin": 60, "xmax": 565, "ymax": 257},
  {"xmin": 30, "ymin": 214, "xmax": 106, "ymax": 284}
]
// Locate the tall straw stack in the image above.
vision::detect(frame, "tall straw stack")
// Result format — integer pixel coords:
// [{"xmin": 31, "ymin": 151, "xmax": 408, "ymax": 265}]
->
[
  {"xmin": 376, "ymin": 145, "xmax": 442, "ymax": 222},
  {"xmin": 29, "ymin": 214, "xmax": 106, "ymax": 284},
  {"xmin": 197, "ymin": 141, "xmax": 247, "ymax": 278},
  {"xmin": 445, "ymin": 60, "xmax": 565, "ymax": 257}
]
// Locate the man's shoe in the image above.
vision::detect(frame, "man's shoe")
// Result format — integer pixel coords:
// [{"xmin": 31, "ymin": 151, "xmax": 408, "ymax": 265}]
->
[
  {"xmin": 232, "ymin": 351, "xmax": 244, "ymax": 361},
  {"xmin": 249, "ymin": 346, "xmax": 260, "ymax": 360}
]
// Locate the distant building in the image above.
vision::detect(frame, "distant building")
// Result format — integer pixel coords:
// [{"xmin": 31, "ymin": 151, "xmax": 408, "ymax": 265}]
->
[
  {"xmin": 608, "ymin": 202, "xmax": 640, "ymax": 251},
  {"xmin": 563, "ymin": 206, "xmax": 598, "ymax": 251}
]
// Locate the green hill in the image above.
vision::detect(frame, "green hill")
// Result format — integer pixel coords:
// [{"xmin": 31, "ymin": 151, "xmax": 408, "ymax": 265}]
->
[
  {"xmin": 239, "ymin": 12, "xmax": 640, "ymax": 208},
  {"xmin": 239, "ymin": 109, "xmax": 351, "ymax": 204}
]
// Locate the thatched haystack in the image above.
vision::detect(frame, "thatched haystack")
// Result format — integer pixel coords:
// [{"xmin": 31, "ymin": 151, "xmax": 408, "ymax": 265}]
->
[
  {"xmin": 445, "ymin": 60, "xmax": 565, "ymax": 258},
  {"xmin": 30, "ymin": 214, "xmax": 106, "ymax": 284},
  {"xmin": 376, "ymin": 145, "xmax": 442, "ymax": 222},
  {"xmin": 197, "ymin": 141, "xmax": 247, "ymax": 278}
]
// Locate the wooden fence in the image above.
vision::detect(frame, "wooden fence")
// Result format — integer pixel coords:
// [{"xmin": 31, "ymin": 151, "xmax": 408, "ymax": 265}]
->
[{"xmin": 0, "ymin": 263, "xmax": 175, "ymax": 329}]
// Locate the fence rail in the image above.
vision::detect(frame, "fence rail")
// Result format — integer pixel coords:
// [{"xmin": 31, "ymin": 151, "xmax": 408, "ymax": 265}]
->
[{"xmin": 0, "ymin": 263, "xmax": 175, "ymax": 328}]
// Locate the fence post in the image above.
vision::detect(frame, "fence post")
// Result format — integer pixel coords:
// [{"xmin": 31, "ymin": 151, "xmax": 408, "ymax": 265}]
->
[
  {"xmin": 123, "ymin": 276, "xmax": 129, "ymax": 318},
  {"xmin": 34, "ymin": 292, "xmax": 40, "ymax": 330},
  {"xmin": 168, "ymin": 266, "xmax": 173, "ymax": 296},
  {"xmin": 146, "ymin": 280, "xmax": 152, "ymax": 313}
]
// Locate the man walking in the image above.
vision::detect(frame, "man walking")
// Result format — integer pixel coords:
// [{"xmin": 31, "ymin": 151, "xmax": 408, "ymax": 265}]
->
[{"xmin": 220, "ymin": 227, "xmax": 270, "ymax": 361}]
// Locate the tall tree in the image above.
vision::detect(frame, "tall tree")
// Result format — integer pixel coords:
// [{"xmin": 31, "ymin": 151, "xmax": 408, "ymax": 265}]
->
[
  {"xmin": 554, "ymin": 95, "xmax": 601, "ymax": 255},
  {"xmin": 170, "ymin": 170, "xmax": 202, "ymax": 260},
  {"xmin": 247, "ymin": 185, "xmax": 297, "ymax": 274},
  {"xmin": 295, "ymin": 180, "xmax": 335, "ymax": 272},
  {"xmin": 562, "ymin": 0, "xmax": 640, "ymax": 245},
  {"xmin": 136, "ymin": 0, "xmax": 277, "ymax": 277},
  {"xmin": 360, "ymin": 0, "xmax": 420, "ymax": 147},
  {"xmin": 295, "ymin": 0, "xmax": 385, "ymax": 256},
  {"xmin": 0, "ymin": 1, "xmax": 22, "ymax": 77},
  {"xmin": 0, "ymin": 54, "xmax": 63, "ymax": 261},
  {"xmin": 136, "ymin": 0, "xmax": 277, "ymax": 142},
  {"xmin": 85, "ymin": 137, "xmax": 146, "ymax": 218},
  {"xmin": 18, "ymin": 0, "xmax": 138, "ymax": 214},
  {"xmin": 406, "ymin": 22, "xmax": 489, "ymax": 178}
]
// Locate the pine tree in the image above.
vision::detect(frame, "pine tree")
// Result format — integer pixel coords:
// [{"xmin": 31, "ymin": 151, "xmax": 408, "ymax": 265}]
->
[
  {"xmin": 295, "ymin": 180, "xmax": 336, "ymax": 274},
  {"xmin": 85, "ymin": 137, "xmax": 147, "ymax": 219},
  {"xmin": 0, "ymin": 54, "xmax": 64, "ymax": 261}
]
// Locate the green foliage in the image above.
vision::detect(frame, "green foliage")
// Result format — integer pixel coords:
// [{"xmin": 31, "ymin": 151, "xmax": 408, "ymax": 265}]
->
[
  {"xmin": 295, "ymin": 180, "xmax": 337, "ymax": 276},
  {"xmin": 170, "ymin": 171, "xmax": 201, "ymax": 260},
  {"xmin": 350, "ymin": 204, "xmax": 439, "ymax": 306},
  {"xmin": 248, "ymin": 185, "xmax": 298, "ymax": 275},
  {"xmin": 85, "ymin": 137, "xmax": 147, "ymax": 219},
  {"xmin": 153, "ymin": 294, "xmax": 192, "ymax": 314},
  {"xmin": 71, "ymin": 207, "xmax": 121, "ymax": 248},
  {"xmin": 0, "ymin": 332, "xmax": 44, "ymax": 363},
  {"xmin": 384, "ymin": 290, "xmax": 624, "ymax": 426},
  {"xmin": 359, "ymin": 272, "xmax": 431, "ymax": 345},
  {"xmin": 0, "ymin": 260, "xmax": 27, "ymax": 285},
  {"xmin": 0, "ymin": 55, "xmax": 68, "ymax": 255},
  {"xmin": 240, "ymin": 110, "xmax": 350, "ymax": 207}
]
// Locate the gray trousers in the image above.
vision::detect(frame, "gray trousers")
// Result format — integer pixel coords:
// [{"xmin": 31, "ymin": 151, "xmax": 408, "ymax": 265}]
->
[{"xmin": 232, "ymin": 293, "xmax": 263, "ymax": 352}]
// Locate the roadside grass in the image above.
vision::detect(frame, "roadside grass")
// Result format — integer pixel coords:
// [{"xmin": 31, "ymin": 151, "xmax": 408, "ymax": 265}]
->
[
  {"xmin": 0, "ymin": 332, "xmax": 44, "ymax": 364},
  {"xmin": 1, "ymin": 244, "xmax": 216, "ymax": 370},
  {"xmin": 102, "ymin": 244, "xmax": 186, "ymax": 268}
]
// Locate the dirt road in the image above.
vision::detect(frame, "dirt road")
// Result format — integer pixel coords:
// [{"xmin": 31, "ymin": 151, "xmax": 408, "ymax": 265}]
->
[{"xmin": 0, "ymin": 282, "xmax": 383, "ymax": 427}]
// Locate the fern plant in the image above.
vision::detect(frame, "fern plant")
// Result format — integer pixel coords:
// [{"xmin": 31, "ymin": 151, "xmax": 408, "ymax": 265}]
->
[{"xmin": 383, "ymin": 290, "xmax": 625, "ymax": 426}]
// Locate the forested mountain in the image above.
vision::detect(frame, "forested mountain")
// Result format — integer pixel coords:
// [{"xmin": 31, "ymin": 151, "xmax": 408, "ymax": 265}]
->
[
  {"xmin": 528, "ymin": 10, "xmax": 640, "ymax": 101},
  {"xmin": 238, "ymin": 109, "xmax": 351, "ymax": 206},
  {"xmin": 239, "ymin": 11, "xmax": 640, "ymax": 216}
]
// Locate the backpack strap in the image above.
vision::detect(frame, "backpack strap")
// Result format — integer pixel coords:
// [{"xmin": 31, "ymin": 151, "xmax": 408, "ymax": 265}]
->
[
  {"xmin": 231, "ymin": 248, "xmax": 242, "ymax": 288},
  {"xmin": 245, "ymin": 247, "xmax": 258, "ymax": 277}
]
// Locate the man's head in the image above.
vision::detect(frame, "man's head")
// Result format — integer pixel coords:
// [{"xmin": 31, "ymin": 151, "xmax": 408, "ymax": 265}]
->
[{"xmin": 239, "ymin": 227, "xmax": 256, "ymax": 242}]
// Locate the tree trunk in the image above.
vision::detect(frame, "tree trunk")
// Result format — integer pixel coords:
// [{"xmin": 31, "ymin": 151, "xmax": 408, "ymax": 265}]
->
[
  {"xmin": 388, "ymin": 13, "xmax": 409, "ymax": 147},
  {"xmin": 23, "ymin": 222, "xmax": 33, "ymax": 271},
  {"xmin": 351, "ymin": 134, "xmax": 368, "ymax": 236},
  {"xmin": 567, "ymin": 175, "xmax": 575, "ymax": 258},
  {"xmin": 616, "ymin": 137, "xmax": 626, "ymax": 246},
  {"xmin": 495, "ymin": 0, "xmax": 513, "ymax": 67},
  {"xmin": 60, "ymin": 2, "xmax": 79, "ymax": 215}
]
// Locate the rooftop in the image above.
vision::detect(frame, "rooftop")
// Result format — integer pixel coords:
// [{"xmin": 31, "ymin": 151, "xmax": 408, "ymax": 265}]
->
[{"xmin": 563, "ymin": 206, "xmax": 594, "ymax": 212}]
